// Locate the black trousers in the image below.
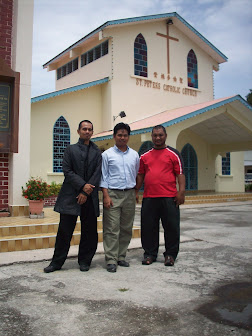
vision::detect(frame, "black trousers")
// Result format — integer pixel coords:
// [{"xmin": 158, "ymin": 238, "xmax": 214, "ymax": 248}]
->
[
  {"xmin": 141, "ymin": 197, "xmax": 180, "ymax": 260},
  {"xmin": 51, "ymin": 197, "xmax": 98, "ymax": 268}
]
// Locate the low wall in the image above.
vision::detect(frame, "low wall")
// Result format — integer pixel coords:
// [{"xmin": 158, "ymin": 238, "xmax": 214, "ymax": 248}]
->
[{"xmin": 44, "ymin": 196, "xmax": 57, "ymax": 207}]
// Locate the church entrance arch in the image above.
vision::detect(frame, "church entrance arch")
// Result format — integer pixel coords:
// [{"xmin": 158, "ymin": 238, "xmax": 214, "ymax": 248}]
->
[
  {"xmin": 138, "ymin": 141, "xmax": 153, "ymax": 191},
  {"xmin": 181, "ymin": 143, "xmax": 198, "ymax": 190},
  {"xmin": 138, "ymin": 141, "xmax": 153, "ymax": 156}
]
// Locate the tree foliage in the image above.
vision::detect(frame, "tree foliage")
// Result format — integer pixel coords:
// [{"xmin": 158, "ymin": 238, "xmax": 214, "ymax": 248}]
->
[{"xmin": 246, "ymin": 89, "xmax": 252, "ymax": 106}]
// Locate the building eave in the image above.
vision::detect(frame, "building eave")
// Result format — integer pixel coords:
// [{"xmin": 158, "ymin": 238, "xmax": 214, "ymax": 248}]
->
[{"xmin": 31, "ymin": 77, "xmax": 109, "ymax": 103}]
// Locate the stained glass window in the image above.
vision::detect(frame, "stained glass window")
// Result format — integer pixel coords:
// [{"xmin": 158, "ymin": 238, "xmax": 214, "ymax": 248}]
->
[
  {"xmin": 187, "ymin": 49, "xmax": 198, "ymax": 88},
  {"xmin": 134, "ymin": 34, "xmax": 148, "ymax": 77}
]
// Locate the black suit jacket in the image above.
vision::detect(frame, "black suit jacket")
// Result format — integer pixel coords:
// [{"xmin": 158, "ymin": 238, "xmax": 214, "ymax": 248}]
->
[{"xmin": 54, "ymin": 138, "xmax": 102, "ymax": 217}]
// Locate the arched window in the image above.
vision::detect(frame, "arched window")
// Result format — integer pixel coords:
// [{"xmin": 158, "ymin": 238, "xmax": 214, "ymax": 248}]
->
[
  {"xmin": 181, "ymin": 143, "xmax": 198, "ymax": 190},
  {"xmin": 138, "ymin": 141, "xmax": 153, "ymax": 156},
  {"xmin": 187, "ymin": 49, "xmax": 198, "ymax": 88},
  {"xmin": 222, "ymin": 152, "xmax": 231, "ymax": 175},
  {"xmin": 134, "ymin": 34, "xmax": 148, "ymax": 77},
  {"xmin": 53, "ymin": 116, "xmax": 70, "ymax": 172}
]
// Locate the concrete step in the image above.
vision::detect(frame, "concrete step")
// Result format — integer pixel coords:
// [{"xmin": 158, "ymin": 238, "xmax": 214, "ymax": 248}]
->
[
  {"xmin": 0, "ymin": 222, "xmax": 141, "ymax": 253},
  {"xmin": 185, "ymin": 193, "xmax": 252, "ymax": 201},
  {"xmin": 136, "ymin": 193, "xmax": 252, "ymax": 204},
  {"xmin": 0, "ymin": 227, "xmax": 141, "ymax": 253},
  {"xmin": 184, "ymin": 193, "xmax": 252, "ymax": 204},
  {"xmin": 0, "ymin": 218, "xmax": 102, "ymax": 237}
]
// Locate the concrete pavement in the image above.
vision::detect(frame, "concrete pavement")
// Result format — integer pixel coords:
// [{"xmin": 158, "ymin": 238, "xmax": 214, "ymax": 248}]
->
[{"xmin": 0, "ymin": 202, "xmax": 251, "ymax": 335}]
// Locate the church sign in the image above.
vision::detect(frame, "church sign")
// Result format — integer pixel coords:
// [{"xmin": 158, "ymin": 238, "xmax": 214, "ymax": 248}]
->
[
  {"xmin": 135, "ymin": 76, "xmax": 198, "ymax": 97},
  {"xmin": 0, "ymin": 83, "xmax": 11, "ymax": 131}
]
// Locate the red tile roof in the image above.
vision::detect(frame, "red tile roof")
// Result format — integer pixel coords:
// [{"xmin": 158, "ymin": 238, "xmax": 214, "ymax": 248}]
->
[{"xmin": 92, "ymin": 96, "xmax": 237, "ymax": 140}]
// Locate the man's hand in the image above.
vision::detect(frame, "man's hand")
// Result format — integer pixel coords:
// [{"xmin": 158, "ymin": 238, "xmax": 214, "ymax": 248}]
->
[
  {"xmin": 83, "ymin": 184, "xmax": 95, "ymax": 195},
  {"xmin": 76, "ymin": 193, "xmax": 87, "ymax": 205},
  {"xmin": 135, "ymin": 189, "xmax": 139, "ymax": 203},
  {"xmin": 103, "ymin": 195, "xmax": 113, "ymax": 209},
  {"xmin": 174, "ymin": 191, "xmax": 185, "ymax": 207}
]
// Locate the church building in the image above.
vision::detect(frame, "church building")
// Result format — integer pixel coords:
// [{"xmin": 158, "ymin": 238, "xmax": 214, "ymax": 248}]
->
[{"xmin": 31, "ymin": 12, "xmax": 252, "ymax": 193}]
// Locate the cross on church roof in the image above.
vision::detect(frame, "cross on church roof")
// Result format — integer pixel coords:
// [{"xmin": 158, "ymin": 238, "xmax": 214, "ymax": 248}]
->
[{"xmin": 156, "ymin": 21, "xmax": 179, "ymax": 74}]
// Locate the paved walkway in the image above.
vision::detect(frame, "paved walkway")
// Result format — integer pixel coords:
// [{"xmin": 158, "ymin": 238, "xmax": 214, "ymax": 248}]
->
[{"xmin": 0, "ymin": 202, "xmax": 251, "ymax": 335}]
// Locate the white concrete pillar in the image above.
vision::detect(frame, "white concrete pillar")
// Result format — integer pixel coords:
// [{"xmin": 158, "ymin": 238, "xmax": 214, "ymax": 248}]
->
[{"xmin": 8, "ymin": 0, "xmax": 34, "ymax": 215}]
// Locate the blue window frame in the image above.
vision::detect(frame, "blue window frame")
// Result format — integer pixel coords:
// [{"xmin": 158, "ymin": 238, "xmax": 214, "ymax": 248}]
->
[
  {"xmin": 222, "ymin": 152, "xmax": 231, "ymax": 175},
  {"xmin": 53, "ymin": 116, "xmax": 70, "ymax": 172}
]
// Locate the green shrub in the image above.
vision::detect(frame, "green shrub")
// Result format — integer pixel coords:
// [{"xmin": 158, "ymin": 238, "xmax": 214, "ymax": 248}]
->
[
  {"xmin": 48, "ymin": 182, "xmax": 62, "ymax": 196},
  {"xmin": 245, "ymin": 183, "xmax": 252, "ymax": 192}
]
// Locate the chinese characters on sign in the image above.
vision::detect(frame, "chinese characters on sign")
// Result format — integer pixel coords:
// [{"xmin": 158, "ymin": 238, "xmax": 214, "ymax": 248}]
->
[
  {"xmin": 135, "ymin": 73, "xmax": 197, "ymax": 97},
  {"xmin": 0, "ymin": 84, "xmax": 10, "ymax": 131}
]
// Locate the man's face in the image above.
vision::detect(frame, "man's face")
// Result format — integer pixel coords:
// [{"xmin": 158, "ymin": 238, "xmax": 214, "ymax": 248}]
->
[
  {"xmin": 152, "ymin": 128, "xmax": 167, "ymax": 148},
  {"xmin": 114, "ymin": 129, "xmax": 129, "ymax": 149},
  {"xmin": 77, "ymin": 121, "xmax": 93, "ymax": 141}
]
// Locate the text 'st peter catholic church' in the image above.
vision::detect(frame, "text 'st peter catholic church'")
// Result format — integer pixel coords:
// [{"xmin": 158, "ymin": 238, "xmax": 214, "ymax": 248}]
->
[{"xmin": 31, "ymin": 13, "xmax": 252, "ymax": 193}]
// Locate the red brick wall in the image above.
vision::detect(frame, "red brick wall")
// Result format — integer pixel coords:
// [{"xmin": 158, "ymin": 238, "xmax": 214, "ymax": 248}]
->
[
  {"xmin": 0, "ymin": 0, "xmax": 13, "ymax": 67},
  {"xmin": 0, "ymin": 0, "xmax": 13, "ymax": 211},
  {"xmin": 44, "ymin": 196, "xmax": 58, "ymax": 207},
  {"xmin": 0, "ymin": 153, "xmax": 9, "ymax": 211}
]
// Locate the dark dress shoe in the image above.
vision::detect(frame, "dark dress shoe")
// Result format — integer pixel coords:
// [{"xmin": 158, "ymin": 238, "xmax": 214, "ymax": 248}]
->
[
  {"xmin": 44, "ymin": 265, "xmax": 61, "ymax": 273},
  {"xmin": 118, "ymin": 260, "xmax": 129, "ymax": 267},
  {"xmin": 164, "ymin": 255, "xmax": 175, "ymax": 266},
  {"xmin": 142, "ymin": 256, "xmax": 156, "ymax": 265},
  {"xmin": 107, "ymin": 264, "xmax": 117, "ymax": 273},
  {"xmin": 80, "ymin": 264, "xmax": 90, "ymax": 272}
]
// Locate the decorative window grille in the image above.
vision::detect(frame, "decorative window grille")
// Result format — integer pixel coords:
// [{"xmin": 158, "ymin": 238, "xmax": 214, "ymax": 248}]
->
[
  {"xmin": 134, "ymin": 33, "xmax": 148, "ymax": 77},
  {"xmin": 187, "ymin": 49, "xmax": 198, "ymax": 88},
  {"xmin": 81, "ymin": 40, "xmax": 108, "ymax": 67},
  {"xmin": 181, "ymin": 143, "xmax": 198, "ymax": 190},
  {"xmin": 53, "ymin": 116, "xmax": 70, "ymax": 172},
  {"xmin": 222, "ymin": 152, "xmax": 231, "ymax": 175}
]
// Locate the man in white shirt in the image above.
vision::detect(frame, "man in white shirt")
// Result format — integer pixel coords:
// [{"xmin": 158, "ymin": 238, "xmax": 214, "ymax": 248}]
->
[{"xmin": 100, "ymin": 123, "xmax": 140, "ymax": 272}]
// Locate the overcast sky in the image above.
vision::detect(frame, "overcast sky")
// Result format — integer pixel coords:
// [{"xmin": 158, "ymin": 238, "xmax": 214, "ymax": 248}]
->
[{"xmin": 31, "ymin": 0, "xmax": 252, "ymax": 100}]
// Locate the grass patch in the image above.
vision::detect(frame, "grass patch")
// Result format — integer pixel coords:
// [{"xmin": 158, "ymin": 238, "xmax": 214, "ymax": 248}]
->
[{"xmin": 118, "ymin": 288, "xmax": 129, "ymax": 292}]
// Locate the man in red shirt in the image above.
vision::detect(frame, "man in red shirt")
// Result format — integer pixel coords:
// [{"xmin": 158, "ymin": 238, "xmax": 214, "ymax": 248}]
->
[{"xmin": 135, "ymin": 125, "xmax": 185, "ymax": 266}]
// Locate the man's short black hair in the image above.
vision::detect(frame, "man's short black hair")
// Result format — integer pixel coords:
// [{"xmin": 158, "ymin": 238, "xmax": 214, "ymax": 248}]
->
[
  {"xmin": 152, "ymin": 125, "xmax": 167, "ymax": 135},
  {"xmin": 78, "ymin": 120, "xmax": 93, "ymax": 130},
  {"xmin": 113, "ymin": 122, "xmax": 131, "ymax": 136}
]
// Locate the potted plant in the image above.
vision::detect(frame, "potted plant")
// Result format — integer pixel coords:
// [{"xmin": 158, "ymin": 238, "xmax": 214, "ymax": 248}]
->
[{"xmin": 22, "ymin": 178, "xmax": 50, "ymax": 215}]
